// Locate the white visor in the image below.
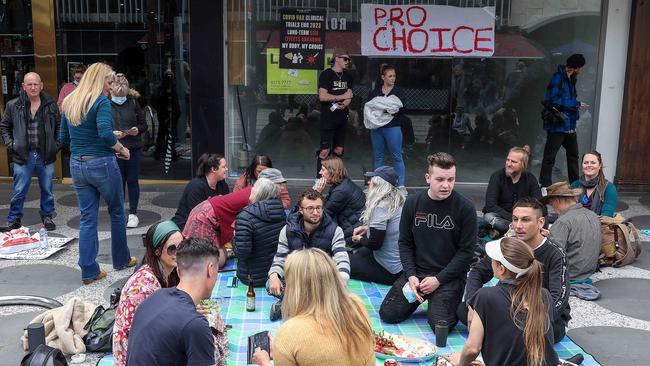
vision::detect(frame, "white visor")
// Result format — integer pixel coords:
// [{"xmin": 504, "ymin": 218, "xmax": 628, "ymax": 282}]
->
[{"xmin": 485, "ymin": 238, "xmax": 532, "ymax": 278}]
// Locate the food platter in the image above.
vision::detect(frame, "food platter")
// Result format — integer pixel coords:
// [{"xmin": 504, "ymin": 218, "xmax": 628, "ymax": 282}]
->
[{"xmin": 374, "ymin": 331, "xmax": 438, "ymax": 363}]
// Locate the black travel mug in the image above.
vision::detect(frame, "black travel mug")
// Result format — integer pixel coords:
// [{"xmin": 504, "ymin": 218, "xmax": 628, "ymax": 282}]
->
[
  {"xmin": 435, "ymin": 320, "xmax": 448, "ymax": 348},
  {"xmin": 27, "ymin": 323, "xmax": 46, "ymax": 352}
]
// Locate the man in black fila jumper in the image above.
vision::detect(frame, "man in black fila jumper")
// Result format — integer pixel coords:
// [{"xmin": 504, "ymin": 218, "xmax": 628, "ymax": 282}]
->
[{"xmin": 379, "ymin": 152, "xmax": 476, "ymax": 333}]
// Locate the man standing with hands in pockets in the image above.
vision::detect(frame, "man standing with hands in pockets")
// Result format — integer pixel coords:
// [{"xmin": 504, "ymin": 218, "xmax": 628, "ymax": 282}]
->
[{"xmin": 379, "ymin": 153, "xmax": 476, "ymax": 333}]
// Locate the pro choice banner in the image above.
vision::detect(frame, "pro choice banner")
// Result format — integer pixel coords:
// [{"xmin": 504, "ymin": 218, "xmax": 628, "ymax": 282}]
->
[{"xmin": 361, "ymin": 4, "xmax": 495, "ymax": 57}]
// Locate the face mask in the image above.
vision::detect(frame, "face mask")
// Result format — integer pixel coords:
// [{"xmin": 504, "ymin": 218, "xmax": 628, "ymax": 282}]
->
[{"xmin": 112, "ymin": 96, "xmax": 127, "ymax": 105}]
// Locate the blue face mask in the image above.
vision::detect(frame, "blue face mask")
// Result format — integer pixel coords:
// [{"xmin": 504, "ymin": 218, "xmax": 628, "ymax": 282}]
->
[{"xmin": 112, "ymin": 96, "xmax": 127, "ymax": 105}]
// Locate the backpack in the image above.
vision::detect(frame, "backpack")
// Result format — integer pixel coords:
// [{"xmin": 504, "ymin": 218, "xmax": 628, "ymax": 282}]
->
[
  {"xmin": 82, "ymin": 288, "xmax": 120, "ymax": 352},
  {"xmin": 20, "ymin": 344, "xmax": 68, "ymax": 366},
  {"xmin": 599, "ymin": 214, "xmax": 642, "ymax": 267}
]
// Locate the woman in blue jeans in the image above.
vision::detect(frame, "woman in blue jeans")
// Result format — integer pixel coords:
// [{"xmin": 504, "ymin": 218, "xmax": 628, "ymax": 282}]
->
[
  {"xmin": 61, "ymin": 62, "xmax": 137, "ymax": 284},
  {"xmin": 367, "ymin": 64, "xmax": 406, "ymax": 188}
]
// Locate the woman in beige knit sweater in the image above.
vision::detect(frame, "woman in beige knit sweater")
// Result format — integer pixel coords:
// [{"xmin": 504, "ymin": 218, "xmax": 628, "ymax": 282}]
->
[{"xmin": 253, "ymin": 248, "xmax": 375, "ymax": 366}]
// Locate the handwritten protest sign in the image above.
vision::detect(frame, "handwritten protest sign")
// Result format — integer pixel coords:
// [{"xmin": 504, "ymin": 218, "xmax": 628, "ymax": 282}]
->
[{"xmin": 361, "ymin": 4, "xmax": 495, "ymax": 57}]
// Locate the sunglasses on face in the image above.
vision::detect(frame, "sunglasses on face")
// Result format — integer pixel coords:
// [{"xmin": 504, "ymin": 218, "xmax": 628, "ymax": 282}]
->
[
  {"xmin": 166, "ymin": 244, "xmax": 178, "ymax": 256},
  {"xmin": 338, "ymin": 56, "xmax": 350, "ymax": 62}
]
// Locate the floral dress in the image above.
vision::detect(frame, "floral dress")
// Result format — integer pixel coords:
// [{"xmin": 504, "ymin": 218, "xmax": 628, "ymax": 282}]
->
[{"xmin": 112, "ymin": 264, "xmax": 161, "ymax": 366}]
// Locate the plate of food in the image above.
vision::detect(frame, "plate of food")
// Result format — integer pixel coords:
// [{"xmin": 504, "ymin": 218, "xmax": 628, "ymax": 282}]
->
[{"xmin": 374, "ymin": 330, "xmax": 437, "ymax": 363}]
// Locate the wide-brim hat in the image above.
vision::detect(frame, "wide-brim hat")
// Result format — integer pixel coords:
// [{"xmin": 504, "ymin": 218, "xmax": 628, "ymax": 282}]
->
[{"xmin": 540, "ymin": 181, "xmax": 582, "ymax": 204}]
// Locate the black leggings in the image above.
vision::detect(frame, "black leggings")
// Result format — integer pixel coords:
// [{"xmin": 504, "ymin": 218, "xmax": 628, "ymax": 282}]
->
[{"xmin": 350, "ymin": 247, "xmax": 402, "ymax": 285}]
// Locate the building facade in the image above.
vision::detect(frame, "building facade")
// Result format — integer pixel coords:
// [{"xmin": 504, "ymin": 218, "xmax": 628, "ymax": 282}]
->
[{"xmin": 0, "ymin": 1, "xmax": 646, "ymax": 189}]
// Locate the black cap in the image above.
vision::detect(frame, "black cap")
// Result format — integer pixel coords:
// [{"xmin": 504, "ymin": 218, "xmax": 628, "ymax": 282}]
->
[{"xmin": 364, "ymin": 166, "xmax": 399, "ymax": 187}]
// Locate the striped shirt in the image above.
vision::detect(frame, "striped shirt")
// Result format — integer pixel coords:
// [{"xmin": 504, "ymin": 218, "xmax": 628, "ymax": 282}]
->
[{"xmin": 27, "ymin": 108, "xmax": 39, "ymax": 150}]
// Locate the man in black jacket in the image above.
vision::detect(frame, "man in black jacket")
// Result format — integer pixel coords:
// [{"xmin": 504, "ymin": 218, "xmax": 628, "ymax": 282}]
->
[
  {"xmin": 379, "ymin": 153, "xmax": 476, "ymax": 333},
  {"xmin": 0, "ymin": 72, "xmax": 60, "ymax": 230},
  {"xmin": 480, "ymin": 145, "xmax": 541, "ymax": 238},
  {"xmin": 459, "ymin": 197, "xmax": 570, "ymax": 343}
]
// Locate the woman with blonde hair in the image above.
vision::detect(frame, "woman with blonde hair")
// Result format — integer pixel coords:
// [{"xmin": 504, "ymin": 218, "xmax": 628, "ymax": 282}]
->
[
  {"xmin": 313, "ymin": 155, "xmax": 365, "ymax": 244},
  {"xmin": 252, "ymin": 248, "xmax": 374, "ymax": 366},
  {"xmin": 350, "ymin": 166, "xmax": 405, "ymax": 285},
  {"xmin": 448, "ymin": 237, "xmax": 559, "ymax": 366},
  {"xmin": 61, "ymin": 62, "xmax": 136, "ymax": 284},
  {"xmin": 110, "ymin": 73, "xmax": 147, "ymax": 227}
]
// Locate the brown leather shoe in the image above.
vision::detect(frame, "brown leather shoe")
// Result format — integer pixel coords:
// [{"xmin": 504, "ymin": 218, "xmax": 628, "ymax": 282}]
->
[
  {"xmin": 83, "ymin": 270, "xmax": 107, "ymax": 285},
  {"xmin": 116, "ymin": 256, "xmax": 138, "ymax": 271}
]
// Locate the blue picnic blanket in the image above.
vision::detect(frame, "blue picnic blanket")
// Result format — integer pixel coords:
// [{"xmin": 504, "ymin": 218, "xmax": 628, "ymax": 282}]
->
[{"xmin": 213, "ymin": 274, "xmax": 600, "ymax": 366}]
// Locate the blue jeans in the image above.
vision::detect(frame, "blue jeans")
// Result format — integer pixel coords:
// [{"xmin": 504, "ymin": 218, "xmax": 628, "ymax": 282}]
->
[
  {"xmin": 70, "ymin": 156, "xmax": 131, "ymax": 280},
  {"xmin": 8, "ymin": 150, "xmax": 55, "ymax": 222},
  {"xmin": 117, "ymin": 147, "xmax": 141, "ymax": 214},
  {"xmin": 370, "ymin": 127, "xmax": 405, "ymax": 186}
]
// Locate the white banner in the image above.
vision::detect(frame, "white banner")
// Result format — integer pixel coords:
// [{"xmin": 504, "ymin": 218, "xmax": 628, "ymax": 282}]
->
[{"xmin": 361, "ymin": 4, "xmax": 495, "ymax": 57}]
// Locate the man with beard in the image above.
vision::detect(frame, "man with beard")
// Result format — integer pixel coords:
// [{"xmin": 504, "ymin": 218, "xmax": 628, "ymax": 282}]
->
[
  {"xmin": 459, "ymin": 197, "xmax": 570, "ymax": 343},
  {"xmin": 267, "ymin": 189, "xmax": 350, "ymax": 300},
  {"xmin": 480, "ymin": 145, "xmax": 542, "ymax": 238}
]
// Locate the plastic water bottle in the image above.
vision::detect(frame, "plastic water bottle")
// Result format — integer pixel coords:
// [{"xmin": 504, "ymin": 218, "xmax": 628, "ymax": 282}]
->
[{"xmin": 39, "ymin": 224, "xmax": 49, "ymax": 250}]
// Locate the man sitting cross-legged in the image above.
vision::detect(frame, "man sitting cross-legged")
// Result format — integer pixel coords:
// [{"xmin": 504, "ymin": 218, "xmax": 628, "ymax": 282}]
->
[
  {"xmin": 126, "ymin": 238, "xmax": 225, "ymax": 365},
  {"xmin": 479, "ymin": 145, "xmax": 542, "ymax": 238},
  {"xmin": 459, "ymin": 197, "xmax": 571, "ymax": 343},
  {"xmin": 267, "ymin": 189, "xmax": 350, "ymax": 312}
]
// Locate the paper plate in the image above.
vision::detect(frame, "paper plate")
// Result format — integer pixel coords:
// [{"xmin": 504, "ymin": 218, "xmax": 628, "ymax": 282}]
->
[{"xmin": 374, "ymin": 333, "xmax": 438, "ymax": 363}]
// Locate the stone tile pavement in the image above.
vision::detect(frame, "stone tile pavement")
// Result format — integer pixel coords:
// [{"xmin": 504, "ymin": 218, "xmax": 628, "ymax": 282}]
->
[{"xmin": 0, "ymin": 181, "xmax": 648, "ymax": 365}]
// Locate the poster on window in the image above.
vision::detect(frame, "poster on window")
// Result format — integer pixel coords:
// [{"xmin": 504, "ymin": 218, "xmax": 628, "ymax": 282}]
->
[
  {"xmin": 279, "ymin": 8, "xmax": 326, "ymax": 69},
  {"xmin": 267, "ymin": 48, "xmax": 332, "ymax": 94},
  {"xmin": 361, "ymin": 4, "xmax": 495, "ymax": 57}
]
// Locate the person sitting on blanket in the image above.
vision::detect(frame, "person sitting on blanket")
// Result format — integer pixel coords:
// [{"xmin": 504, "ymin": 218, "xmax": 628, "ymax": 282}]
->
[
  {"xmin": 112, "ymin": 220, "xmax": 182, "ymax": 366},
  {"xmin": 182, "ymin": 186, "xmax": 252, "ymax": 269},
  {"xmin": 458, "ymin": 198, "xmax": 571, "ymax": 343},
  {"xmin": 126, "ymin": 238, "xmax": 227, "ymax": 366},
  {"xmin": 379, "ymin": 153, "xmax": 476, "ymax": 334},
  {"xmin": 541, "ymin": 182, "xmax": 601, "ymax": 281},
  {"xmin": 253, "ymin": 248, "xmax": 374, "ymax": 366},
  {"xmin": 447, "ymin": 237, "xmax": 560, "ymax": 366},
  {"xmin": 233, "ymin": 178, "xmax": 286, "ymax": 287},
  {"xmin": 349, "ymin": 166, "xmax": 405, "ymax": 285},
  {"xmin": 267, "ymin": 190, "xmax": 350, "ymax": 304}
]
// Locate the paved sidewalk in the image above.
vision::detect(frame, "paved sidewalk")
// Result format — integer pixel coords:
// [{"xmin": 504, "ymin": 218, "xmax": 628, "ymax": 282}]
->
[{"xmin": 0, "ymin": 182, "xmax": 648, "ymax": 365}]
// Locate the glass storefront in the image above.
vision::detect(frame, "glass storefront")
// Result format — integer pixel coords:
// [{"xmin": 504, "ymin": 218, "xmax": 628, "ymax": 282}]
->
[
  {"xmin": 225, "ymin": 0, "xmax": 603, "ymax": 184},
  {"xmin": 54, "ymin": 0, "xmax": 192, "ymax": 180},
  {"xmin": 0, "ymin": 1, "xmax": 35, "ymax": 111}
]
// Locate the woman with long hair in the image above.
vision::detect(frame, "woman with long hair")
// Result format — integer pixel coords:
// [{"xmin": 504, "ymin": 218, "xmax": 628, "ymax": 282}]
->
[
  {"xmin": 570, "ymin": 150, "xmax": 618, "ymax": 217},
  {"xmin": 350, "ymin": 166, "xmax": 405, "ymax": 285},
  {"xmin": 252, "ymin": 248, "xmax": 374, "ymax": 366},
  {"xmin": 112, "ymin": 220, "xmax": 182, "ymax": 366},
  {"xmin": 110, "ymin": 73, "xmax": 147, "ymax": 228},
  {"xmin": 171, "ymin": 153, "xmax": 229, "ymax": 230},
  {"xmin": 233, "ymin": 177, "xmax": 286, "ymax": 286},
  {"xmin": 61, "ymin": 62, "xmax": 136, "ymax": 284},
  {"xmin": 448, "ymin": 237, "xmax": 559, "ymax": 366},
  {"xmin": 233, "ymin": 154, "xmax": 272, "ymax": 191},
  {"xmin": 367, "ymin": 64, "xmax": 406, "ymax": 188},
  {"xmin": 313, "ymin": 155, "xmax": 365, "ymax": 245}
]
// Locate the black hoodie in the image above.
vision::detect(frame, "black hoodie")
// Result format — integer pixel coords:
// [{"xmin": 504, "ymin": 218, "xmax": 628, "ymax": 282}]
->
[
  {"xmin": 233, "ymin": 199, "xmax": 287, "ymax": 286},
  {"xmin": 0, "ymin": 90, "xmax": 60, "ymax": 165}
]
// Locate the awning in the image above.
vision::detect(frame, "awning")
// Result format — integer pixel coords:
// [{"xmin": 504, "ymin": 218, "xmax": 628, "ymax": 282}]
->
[{"xmin": 257, "ymin": 30, "xmax": 544, "ymax": 59}]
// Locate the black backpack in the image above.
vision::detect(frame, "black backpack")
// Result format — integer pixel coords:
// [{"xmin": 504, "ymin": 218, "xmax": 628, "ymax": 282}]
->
[
  {"xmin": 20, "ymin": 344, "xmax": 68, "ymax": 366},
  {"xmin": 82, "ymin": 288, "xmax": 121, "ymax": 352}
]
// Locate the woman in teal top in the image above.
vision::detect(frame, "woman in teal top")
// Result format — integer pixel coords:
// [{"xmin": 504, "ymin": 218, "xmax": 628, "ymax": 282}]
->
[
  {"xmin": 60, "ymin": 62, "xmax": 136, "ymax": 284},
  {"xmin": 570, "ymin": 150, "xmax": 618, "ymax": 217}
]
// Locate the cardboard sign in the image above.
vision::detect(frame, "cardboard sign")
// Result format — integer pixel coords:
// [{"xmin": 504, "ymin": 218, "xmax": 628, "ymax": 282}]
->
[
  {"xmin": 279, "ymin": 8, "xmax": 326, "ymax": 69},
  {"xmin": 361, "ymin": 4, "xmax": 495, "ymax": 57}
]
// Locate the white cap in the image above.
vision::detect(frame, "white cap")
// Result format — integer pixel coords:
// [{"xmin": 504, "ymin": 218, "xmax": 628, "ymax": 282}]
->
[{"xmin": 485, "ymin": 238, "xmax": 532, "ymax": 279}]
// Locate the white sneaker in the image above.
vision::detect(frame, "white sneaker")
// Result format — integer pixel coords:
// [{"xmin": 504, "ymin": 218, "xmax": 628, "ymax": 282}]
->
[{"xmin": 127, "ymin": 214, "xmax": 139, "ymax": 228}]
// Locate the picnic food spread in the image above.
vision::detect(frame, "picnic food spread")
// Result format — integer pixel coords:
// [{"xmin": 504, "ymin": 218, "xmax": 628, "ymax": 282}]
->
[{"xmin": 374, "ymin": 330, "xmax": 437, "ymax": 361}]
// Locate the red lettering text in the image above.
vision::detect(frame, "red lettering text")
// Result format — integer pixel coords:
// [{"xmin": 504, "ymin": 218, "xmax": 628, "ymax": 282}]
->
[
  {"xmin": 429, "ymin": 28, "xmax": 453, "ymax": 52},
  {"xmin": 406, "ymin": 6, "xmax": 426, "ymax": 27},
  {"xmin": 407, "ymin": 28, "xmax": 428, "ymax": 53},
  {"xmin": 474, "ymin": 27, "xmax": 493, "ymax": 52},
  {"xmin": 374, "ymin": 8, "xmax": 387, "ymax": 25},
  {"xmin": 452, "ymin": 26, "xmax": 474, "ymax": 54},
  {"xmin": 373, "ymin": 27, "xmax": 389, "ymax": 51},
  {"xmin": 389, "ymin": 7, "xmax": 404, "ymax": 26},
  {"xmin": 392, "ymin": 27, "xmax": 407, "ymax": 51}
]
